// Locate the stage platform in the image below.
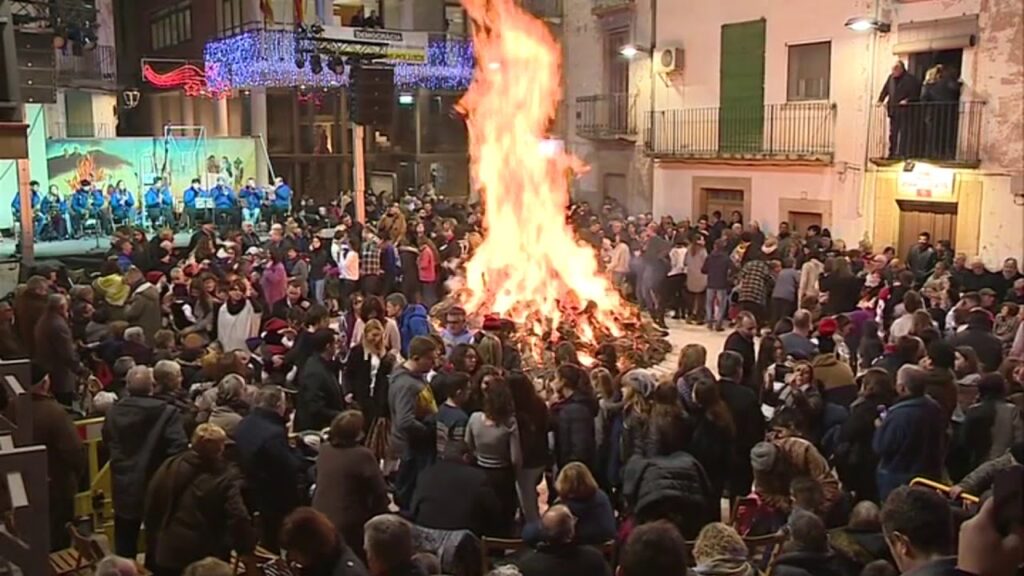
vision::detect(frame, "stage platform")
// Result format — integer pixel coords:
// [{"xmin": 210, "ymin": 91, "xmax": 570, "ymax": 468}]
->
[{"xmin": 0, "ymin": 231, "xmax": 195, "ymax": 261}]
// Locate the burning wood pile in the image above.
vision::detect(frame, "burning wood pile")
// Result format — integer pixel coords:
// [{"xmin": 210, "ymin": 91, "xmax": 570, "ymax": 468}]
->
[{"xmin": 430, "ymin": 296, "xmax": 673, "ymax": 380}]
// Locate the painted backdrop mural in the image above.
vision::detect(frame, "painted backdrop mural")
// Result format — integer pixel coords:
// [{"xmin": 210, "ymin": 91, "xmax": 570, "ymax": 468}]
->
[{"xmin": 45, "ymin": 136, "xmax": 259, "ymax": 203}]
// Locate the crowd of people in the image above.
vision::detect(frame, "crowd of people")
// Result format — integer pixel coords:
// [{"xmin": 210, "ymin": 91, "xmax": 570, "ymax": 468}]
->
[{"xmin": 4, "ymin": 192, "xmax": 1024, "ymax": 576}]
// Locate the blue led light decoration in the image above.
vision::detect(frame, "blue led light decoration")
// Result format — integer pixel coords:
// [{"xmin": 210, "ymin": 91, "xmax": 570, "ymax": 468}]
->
[{"xmin": 204, "ymin": 30, "xmax": 475, "ymax": 91}]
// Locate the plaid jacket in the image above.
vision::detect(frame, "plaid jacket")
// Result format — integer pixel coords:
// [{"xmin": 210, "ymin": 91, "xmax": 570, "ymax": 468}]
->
[
  {"xmin": 738, "ymin": 259, "xmax": 774, "ymax": 305},
  {"xmin": 360, "ymin": 237, "xmax": 382, "ymax": 276}
]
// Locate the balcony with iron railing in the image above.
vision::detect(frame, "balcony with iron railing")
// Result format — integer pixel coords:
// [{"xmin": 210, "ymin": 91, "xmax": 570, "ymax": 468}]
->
[
  {"xmin": 49, "ymin": 122, "xmax": 115, "ymax": 139},
  {"xmin": 55, "ymin": 45, "xmax": 117, "ymax": 89},
  {"xmin": 591, "ymin": 0, "xmax": 634, "ymax": 15},
  {"xmin": 868, "ymin": 101, "xmax": 983, "ymax": 168},
  {"xmin": 576, "ymin": 93, "xmax": 637, "ymax": 140},
  {"xmin": 645, "ymin": 102, "xmax": 836, "ymax": 163},
  {"xmin": 521, "ymin": 0, "xmax": 562, "ymax": 22}
]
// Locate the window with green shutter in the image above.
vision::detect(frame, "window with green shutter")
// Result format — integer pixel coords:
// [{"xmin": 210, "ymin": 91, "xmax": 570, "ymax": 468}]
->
[{"xmin": 720, "ymin": 19, "xmax": 766, "ymax": 153}]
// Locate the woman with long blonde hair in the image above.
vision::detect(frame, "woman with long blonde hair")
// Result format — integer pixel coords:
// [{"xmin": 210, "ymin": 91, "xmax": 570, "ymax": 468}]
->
[{"xmin": 342, "ymin": 319, "xmax": 397, "ymax": 463}]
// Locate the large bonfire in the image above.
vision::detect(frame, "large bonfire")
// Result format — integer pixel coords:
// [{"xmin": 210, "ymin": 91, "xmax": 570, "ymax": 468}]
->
[{"xmin": 449, "ymin": 0, "xmax": 669, "ymax": 371}]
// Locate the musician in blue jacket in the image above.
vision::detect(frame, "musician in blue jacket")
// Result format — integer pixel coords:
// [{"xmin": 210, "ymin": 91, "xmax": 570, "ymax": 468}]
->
[
  {"xmin": 40, "ymin": 185, "xmax": 69, "ymax": 240},
  {"xmin": 110, "ymin": 180, "xmax": 135, "ymax": 223},
  {"xmin": 69, "ymin": 180, "xmax": 92, "ymax": 238},
  {"xmin": 182, "ymin": 178, "xmax": 204, "ymax": 229},
  {"xmin": 239, "ymin": 178, "xmax": 263, "ymax": 225},
  {"xmin": 211, "ymin": 176, "xmax": 237, "ymax": 229},
  {"xmin": 270, "ymin": 176, "xmax": 292, "ymax": 224},
  {"xmin": 144, "ymin": 177, "xmax": 175, "ymax": 231},
  {"xmin": 90, "ymin": 185, "xmax": 113, "ymax": 235},
  {"xmin": 11, "ymin": 180, "xmax": 44, "ymax": 237}
]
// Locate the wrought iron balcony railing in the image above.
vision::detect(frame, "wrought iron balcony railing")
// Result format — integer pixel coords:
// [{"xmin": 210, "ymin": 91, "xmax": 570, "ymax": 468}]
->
[
  {"xmin": 645, "ymin": 102, "xmax": 836, "ymax": 162},
  {"xmin": 868, "ymin": 100, "xmax": 983, "ymax": 167},
  {"xmin": 591, "ymin": 0, "xmax": 634, "ymax": 14},
  {"xmin": 55, "ymin": 44, "xmax": 117, "ymax": 88},
  {"xmin": 576, "ymin": 93, "xmax": 637, "ymax": 139}
]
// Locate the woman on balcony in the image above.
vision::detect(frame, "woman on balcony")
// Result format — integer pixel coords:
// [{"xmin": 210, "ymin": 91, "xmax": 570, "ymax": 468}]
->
[{"xmin": 921, "ymin": 64, "xmax": 962, "ymax": 161}]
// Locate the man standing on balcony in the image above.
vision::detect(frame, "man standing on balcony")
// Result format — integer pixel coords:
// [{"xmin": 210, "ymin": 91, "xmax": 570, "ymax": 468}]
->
[{"xmin": 878, "ymin": 61, "xmax": 922, "ymax": 159}]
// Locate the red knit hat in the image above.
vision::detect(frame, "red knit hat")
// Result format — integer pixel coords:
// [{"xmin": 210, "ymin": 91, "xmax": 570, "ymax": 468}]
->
[{"xmin": 818, "ymin": 316, "xmax": 838, "ymax": 338}]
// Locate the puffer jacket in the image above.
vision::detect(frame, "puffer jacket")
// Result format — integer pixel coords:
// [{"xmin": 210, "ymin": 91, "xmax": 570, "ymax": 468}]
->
[
  {"xmin": 622, "ymin": 450, "xmax": 716, "ymax": 539},
  {"xmin": 551, "ymin": 392, "xmax": 599, "ymax": 471}
]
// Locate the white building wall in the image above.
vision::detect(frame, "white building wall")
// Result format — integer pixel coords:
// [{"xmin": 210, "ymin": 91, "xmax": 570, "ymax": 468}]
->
[{"xmin": 613, "ymin": 0, "xmax": 1022, "ymax": 261}]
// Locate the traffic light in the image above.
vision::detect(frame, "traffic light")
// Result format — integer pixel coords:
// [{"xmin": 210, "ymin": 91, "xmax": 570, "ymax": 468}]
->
[{"xmin": 348, "ymin": 64, "xmax": 394, "ymax": 127}]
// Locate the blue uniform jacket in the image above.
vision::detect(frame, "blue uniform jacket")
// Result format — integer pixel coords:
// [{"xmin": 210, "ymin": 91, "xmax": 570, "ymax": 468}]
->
[
  {"xmin": 239, "ymin": 186, "xmax": 262, "ymax": 207},
  {"xmin": 70, "ymin": 190, "xmax": 91, "ymax": 214},
  {"xmin": 110, "ymin": 191, "xmax": 134, "ymax": 217},
  {"xmin": 183, "ymin": 186, "xmax": 203, "ymax": 209},
  {"xmin": 145, "ymin": 187, "xmax": 172, "ymax": 208},
  {"xmin": 41, "ymin": 195, "xmax": 67, "ymax": 215},
  {"xmin": 273, "ymin": 184, "xmax": 292, "ymax": 208},
  {"xmin": 89, "ymin": 190, "xmax": 106, "ymax": 213},
  {"xmin": 11, "ymin": 190, "xmax": 41, "ymax": 215},
  {"xmin": 212, "ymin": 185, "xmax": 236, "ymax": 209}
]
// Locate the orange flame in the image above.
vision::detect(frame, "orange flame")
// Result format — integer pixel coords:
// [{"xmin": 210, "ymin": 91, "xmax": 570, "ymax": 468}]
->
[{"xmin": 457, "ymin": 0, "xmax": 632, "ymax": 357}]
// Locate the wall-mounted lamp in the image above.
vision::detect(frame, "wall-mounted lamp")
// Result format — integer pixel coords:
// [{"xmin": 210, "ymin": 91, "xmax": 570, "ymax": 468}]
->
[
  {"xmin": 619, "ymin": 44, "xmax": 650, "ymax": 59},
  {"xmin": 845, "ymin": 17, "xmax": 891, "ymax": 33}
]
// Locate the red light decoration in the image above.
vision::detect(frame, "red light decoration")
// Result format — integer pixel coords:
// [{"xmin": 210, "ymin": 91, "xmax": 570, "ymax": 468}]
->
[{"xmin": 142, "ymin": 63, "xmax": 232, "ymax": 99}]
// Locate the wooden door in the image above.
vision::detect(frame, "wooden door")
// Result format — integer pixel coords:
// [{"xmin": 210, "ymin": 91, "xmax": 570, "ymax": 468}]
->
[
  {"xmin": 788, "ymin": 211, "xmax": 823, "ymax": 235},
  {"xmin": 897, "ymin": 200, "xmax": 957, "ymax": 259},
  {"xmin": 702, "ymin": 188, "xmax": 746, "ymax": 222}
]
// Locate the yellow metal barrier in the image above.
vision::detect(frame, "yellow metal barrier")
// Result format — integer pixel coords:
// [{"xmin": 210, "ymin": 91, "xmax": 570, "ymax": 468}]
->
[
  {"xmin": 909, "ymin": 477, "xmax": 980, "ymax": 505},
  {"xmin": 73, "ymin": 417, "xmax": 115, "ymax": 543}
]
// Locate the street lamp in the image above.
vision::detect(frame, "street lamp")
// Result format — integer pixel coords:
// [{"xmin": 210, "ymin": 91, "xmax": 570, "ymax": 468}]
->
[
  {"xmin": 845, "ymin": 17, "xmax": 891, "ymax": 33},
  {"xmin": 619, "ymin": 44, "xmax": 650, "ymax": 59}
]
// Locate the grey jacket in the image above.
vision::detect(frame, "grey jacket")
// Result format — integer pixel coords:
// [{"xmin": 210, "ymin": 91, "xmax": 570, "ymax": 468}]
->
[
  {"xmin": 125, "ymin": 282, "xmax": 163, "ymax": 345},
  {"xmin": 958, "ymin": 449, "xmax": 1020, "ymax": 496},
  {"xmin": 388, "ymin": 364, "xmax": 432, "ymax": 456}
]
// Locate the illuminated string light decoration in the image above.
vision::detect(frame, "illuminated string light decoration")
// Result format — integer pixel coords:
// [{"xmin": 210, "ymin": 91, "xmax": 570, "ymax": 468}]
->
[
  {"xmin": 142, "ymin": 62, "xmax": 233, "ymax": 99},
  {"xmin": 203, "ymin": 30, "xmax": 474, "ymax": 91}
]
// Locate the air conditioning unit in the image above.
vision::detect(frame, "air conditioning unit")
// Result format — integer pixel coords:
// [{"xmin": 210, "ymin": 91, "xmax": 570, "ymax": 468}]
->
[{"xmin": 654, "ymin": 46, "xmax": 684, "ymax": 74}]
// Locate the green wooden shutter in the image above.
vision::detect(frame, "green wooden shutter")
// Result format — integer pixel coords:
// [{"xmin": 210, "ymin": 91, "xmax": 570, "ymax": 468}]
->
[{"xmin": 720, "ymin": 19, "xmax": 766, "ymax": 154}]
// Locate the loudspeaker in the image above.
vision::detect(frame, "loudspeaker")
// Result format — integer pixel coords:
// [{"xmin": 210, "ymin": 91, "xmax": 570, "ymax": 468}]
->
[
  {"xmin": 15, "ymin": 30, "xmax": 56, "ymax": 103},
  {"xmin": 348, "ymin": 65, "xmax": 394, "ymax": 127}
]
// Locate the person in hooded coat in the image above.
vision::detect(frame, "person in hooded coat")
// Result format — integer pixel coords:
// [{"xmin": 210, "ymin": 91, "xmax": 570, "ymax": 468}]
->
[{"xmin": 123, "ymin": 267, "xmax": 163, "ymax": 345}]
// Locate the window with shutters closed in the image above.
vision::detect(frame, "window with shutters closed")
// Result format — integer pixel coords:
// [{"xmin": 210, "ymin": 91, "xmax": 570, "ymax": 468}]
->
[{"xmin": 719, "ymin": 19, "xmax": 766, "ymax": 153}]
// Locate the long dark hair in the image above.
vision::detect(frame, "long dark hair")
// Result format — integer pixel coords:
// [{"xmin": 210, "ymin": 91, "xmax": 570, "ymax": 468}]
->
[
  {"xmin": 508, "ymin": 371, "xmax": 546, "ymax": 423},
  {"xmin": 693, "ymin": 375, "xmax": 735, "ymax": 438},
  {"xmin": 483, "ymin": 378, "xmax": 515, "ymax": 424},
  {"xmin": 858, "ymin": 320, "xmax": 884, "ymax": 367},
  {"xmin": 967, "ymin": 373, "xmax": 1009, "ymax": 467}
]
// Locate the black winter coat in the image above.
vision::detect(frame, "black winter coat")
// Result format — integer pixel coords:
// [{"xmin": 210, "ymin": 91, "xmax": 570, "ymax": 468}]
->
[
  {"xmin": 769, "ymin": 551, "xmax": 845, "ymax": 576},
  {"xmin": 342, "ymin": 346, "xmax": 396, "ymax": 423},
  {"xmin": 233, "ymin": 408, "xmax": 308, "ymax": 518},
  {"xmin": 551, "ymin": 393, "xmax": 599, "ymax": 471},
  {"xmin": 411, "ymin": 460, "xmax": 501, "ymax": 536},
  {"xmin": 296, "ymin": 354, "xmax": 345, "ymax": 431},
  {"xmin": 622, "ymin": 450, "xmax": 716, "ymax": 539},
  {"xmin": 835, "ymin": 398, "xmax": 883, "ymax": 502},
  {"xmin": 724, "ymin": 332, "xmax": 758, "ymax": 393},
  {"xmin": 718, "ymin": 378, "xmax": 764, "ymax": 497},
  {"xmin": 144, "ymin": 450, "xmax": 257, "ymax": 571},
  {"xmin": 102, "ymin": 396, "xmax": 189, "ymax": 520},
  {"xmin": 950, "ymin": 328, "xmax": 1005, "ymax": 373},
  {"xmin": 687, "ymin": 413, "xmax": 734, "ymax": 500}
]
